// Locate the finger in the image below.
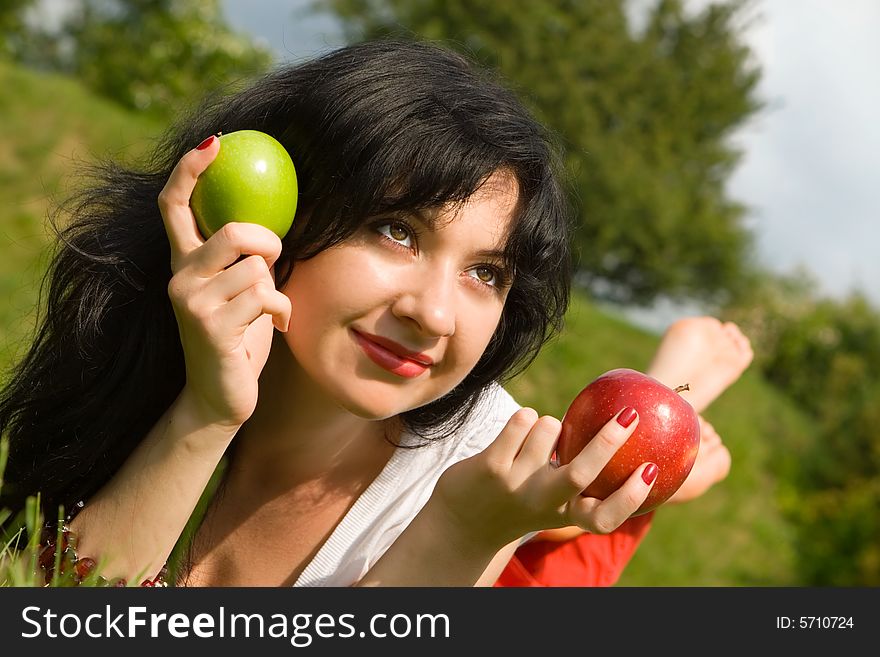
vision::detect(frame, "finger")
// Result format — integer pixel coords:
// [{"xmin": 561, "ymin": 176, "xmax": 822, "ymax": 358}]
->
[
  {"xmin": 511, "ymin": 415, "xmax": 562, "ymax": 474},
  {"xmin": 548, "ymin": 407, "xmax": 639, "ymax": 499},
  {"xmin": 192, "ymin": 222, "xmax": 284, "ymax": 278},
  {"xmin": 213, "ymin": 279, "xmax": 293, "ymax": 334},
  {"xmin": 567, "ymin": 462, "xmax": 657, "ymax": 534},
  {"xmin": 158, "ymin": 135, "xmax": 220, "ymax": 265},
  {"xmin": 202, "ymin": 255, "xmax": 277, "ymax": 303},
  {"xmin": 482, "ymin": 407, "xmax": 540, "ymax": 466}
]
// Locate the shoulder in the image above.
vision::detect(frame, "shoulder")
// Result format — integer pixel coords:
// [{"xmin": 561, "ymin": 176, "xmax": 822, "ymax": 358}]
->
[
  {"xmin": 457, "ymin": 381, "xmax": 522, "ymax": 456},
  {"xmin": 479, "ymin": 381, "xmax": 522, "ymax": 423},
  {"xmin": 398, "ymin": 382, "xmax": 522, "ymax": 468}
]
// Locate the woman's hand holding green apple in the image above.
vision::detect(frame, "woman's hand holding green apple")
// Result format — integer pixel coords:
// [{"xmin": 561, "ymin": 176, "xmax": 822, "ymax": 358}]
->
[{"xmin": 158, "ymin": 135, "xmax": 293, "ymax": 429}]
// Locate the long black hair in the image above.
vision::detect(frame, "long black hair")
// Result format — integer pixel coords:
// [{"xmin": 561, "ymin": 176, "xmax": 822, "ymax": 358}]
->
[{"xmin": 0, "ymin": 39, "xmax": 572, "ymax": 528}]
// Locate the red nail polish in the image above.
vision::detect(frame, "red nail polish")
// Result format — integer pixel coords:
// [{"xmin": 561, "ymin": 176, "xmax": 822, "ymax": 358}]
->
[
  {"xmin": 196, "ymin": 135, "xmax": 215, "ymax": 150},
  {"xmin": 642, "ymin": 463, "xmax": 658, "ymax": 485},
  {"xmin": 617, "ymin": 407, "xmax": 637, "ymax": 428}
]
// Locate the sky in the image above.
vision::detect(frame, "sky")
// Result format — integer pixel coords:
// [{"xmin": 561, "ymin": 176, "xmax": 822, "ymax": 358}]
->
[
  {"xmin": 721, "ymin": 0, "xmax": 880, "ymax": 302},
  {"xmin": 219, "ymin": 0, "xmax": 880, "ymax": 310}
]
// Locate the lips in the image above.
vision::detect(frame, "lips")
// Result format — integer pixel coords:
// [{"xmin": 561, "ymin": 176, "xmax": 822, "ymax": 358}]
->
[{"xmin": 352, "ymin": 330, "xmax": 434, "ymax": 378}]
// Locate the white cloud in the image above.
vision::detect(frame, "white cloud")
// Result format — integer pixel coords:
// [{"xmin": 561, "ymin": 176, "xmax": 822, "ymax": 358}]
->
[{"xmin": 725, "ymin": 0, "xmax": 880, "ymax": 301}]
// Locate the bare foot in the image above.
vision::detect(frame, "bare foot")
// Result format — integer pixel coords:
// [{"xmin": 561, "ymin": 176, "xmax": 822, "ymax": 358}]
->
[
  {"xmin": 647, "ymin": 317, "xmax": 754, "ymax": 413},
  {"xmin": 667, "ymin": 415, "xmax": 731, "ymax": 504}
]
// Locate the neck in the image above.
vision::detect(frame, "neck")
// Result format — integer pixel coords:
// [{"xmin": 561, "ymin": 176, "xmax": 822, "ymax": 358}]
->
[{"xmin": 228, "ymin": 333, "xmax": 399, "ymax": 493}]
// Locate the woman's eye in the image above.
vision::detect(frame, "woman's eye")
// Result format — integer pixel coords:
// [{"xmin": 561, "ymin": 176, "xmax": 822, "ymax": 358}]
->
[
  {"xmin": 469, "ymin": 266, "xmax": 497, "ymax": 287},
  {"xmin": 377, "ymin": 222, "xmax": 413, "ymax": 248}
]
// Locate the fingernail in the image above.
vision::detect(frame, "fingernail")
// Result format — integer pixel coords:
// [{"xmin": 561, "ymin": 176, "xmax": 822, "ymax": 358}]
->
[
  {"xmin": 642, "ymin": 463, "xmax": 659, "ymax": 485},
  {"xmin": 617, "ymin": 407, "xmax": 637, "ymax": 428},
  {"xmin": 196, "ymin": 135, "xmax": 215, "ymax": 150}
]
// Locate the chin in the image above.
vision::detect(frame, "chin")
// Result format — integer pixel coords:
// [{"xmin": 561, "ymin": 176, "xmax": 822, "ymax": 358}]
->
[
  {"xmin": 336, "ymin": 389, "xmax": 418, "ymax": 421},
  {"xmin": 332, "ymin": 379, "xmax": 445, "ymax": 421},
  {"xmin": 288, "ymin": 336, "xmax": 458, "ymax": 420}
]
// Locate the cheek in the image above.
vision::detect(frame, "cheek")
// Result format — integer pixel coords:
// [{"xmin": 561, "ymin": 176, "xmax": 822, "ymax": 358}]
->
[
  {"xmin": 281, "ymin": 248, "xmax": 390, "ymax": 318},
  {"xmin": 446, "ymin": 304, "xmax": 505, "ymax": 375}
]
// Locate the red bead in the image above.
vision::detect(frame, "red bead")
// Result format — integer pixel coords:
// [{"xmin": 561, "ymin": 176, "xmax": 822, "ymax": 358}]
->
[
  {"xmin": 74, "ymin": 557, "xmax": 96, "ymax": 579},
  {"xmin": 38, "ymin": 545, "xmax": 57, "ymax": 570}
]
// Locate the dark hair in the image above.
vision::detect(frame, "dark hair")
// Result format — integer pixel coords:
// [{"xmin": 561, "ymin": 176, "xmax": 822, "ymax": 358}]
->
[{"xmin": 0, "ymin": 39, "xmax": 572, "ymax": 532}]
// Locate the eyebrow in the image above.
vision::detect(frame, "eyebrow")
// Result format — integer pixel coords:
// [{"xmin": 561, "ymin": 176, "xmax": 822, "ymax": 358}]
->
[
  {"xmin": 404, "ymin": 209, "xmax": 508, "ymax": 263},
  {"xmin": 408, "ymin": 207, "xmax": 439, "ymax": 230}
]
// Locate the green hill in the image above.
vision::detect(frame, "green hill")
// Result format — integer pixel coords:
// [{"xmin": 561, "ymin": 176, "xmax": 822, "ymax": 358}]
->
[
  {"xmin": 0, "ymin": 59, "xmax": 163, "ymax": 369},
  {"xmin": 0, "ymin": 61, "xmax": 814, "ymax": 585}
]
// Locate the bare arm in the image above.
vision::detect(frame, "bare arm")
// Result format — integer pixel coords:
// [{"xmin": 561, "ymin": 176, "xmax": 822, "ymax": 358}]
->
[
  {"xmin": 357, "ymin": 408, "xmax": 655, "ymax": 586},
  {"xmin": 69, "ymin": 137, "xmax": 291, "ymax": 584},
  {"xmin": 69, "ymin": 388, "xmax": 239, "ymax": 583},
  {"xmin": 355, "ymin": 501, "xmax": 508, "ymax": 587},
  {"xmin": 475, "ymin": 540, "xmax": 522, "ymax": 586}
]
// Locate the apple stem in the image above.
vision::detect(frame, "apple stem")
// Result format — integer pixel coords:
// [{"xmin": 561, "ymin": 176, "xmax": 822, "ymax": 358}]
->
[{"xmin": 674, "ymin": 384, "xmax": 690, "ymax": 394}]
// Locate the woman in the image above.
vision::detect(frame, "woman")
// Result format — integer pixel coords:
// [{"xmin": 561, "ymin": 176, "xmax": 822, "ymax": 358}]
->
[{"xmin": 0, "ymin": 39, "xmax": 745, "ymax": 587}]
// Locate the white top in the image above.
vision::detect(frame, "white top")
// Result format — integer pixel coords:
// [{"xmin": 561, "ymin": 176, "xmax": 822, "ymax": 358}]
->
[{"xmin": 293, "ymin": 381, "xmax": 523, "ymax": 587}]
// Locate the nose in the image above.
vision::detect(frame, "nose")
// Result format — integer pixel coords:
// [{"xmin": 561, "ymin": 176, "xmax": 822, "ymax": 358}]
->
[{"xmin": 391, "ymin": 261, "xmax": 457, "ymax": 338}]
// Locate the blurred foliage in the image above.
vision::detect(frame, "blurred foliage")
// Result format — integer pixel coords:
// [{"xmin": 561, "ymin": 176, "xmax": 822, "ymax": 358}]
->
[
  {"xmin": 11, "ymin": 0, "xmax": 273, "ymax": 120},
  {"xmin": 0, "ymin": 0, "xmax": 33, "ymax": 59},
  {"xmin": 0, "ymin": 58, "xmax": 163, "ymax": 373},
  {"xmin": 726, "ymin": 272, "xmax": 880, "ymax": 585},
  {"xmin": 319, "ymin": 0, "xmax": 763, "ymax": 305}
]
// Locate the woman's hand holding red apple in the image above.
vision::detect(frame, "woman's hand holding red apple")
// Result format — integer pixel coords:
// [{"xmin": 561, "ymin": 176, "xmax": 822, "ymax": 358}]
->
[
  {"xmin": 158, "ymin": 137, "xmax": 293, "ymax": 428},
  {"xmin": 431, "ymin": 406, "xmax": 658, "ymax": 551}
]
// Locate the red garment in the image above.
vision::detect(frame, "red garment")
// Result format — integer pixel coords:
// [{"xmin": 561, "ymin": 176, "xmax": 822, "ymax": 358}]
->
[{"xmin": 494, "ymin": 511, "xmax": 654, "ymax": 587}]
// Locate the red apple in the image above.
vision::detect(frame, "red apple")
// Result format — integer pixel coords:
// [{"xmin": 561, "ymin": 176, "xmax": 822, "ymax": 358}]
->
[{"xmin": 556, "ymin": 368, "xmax": 700, "ymax": 516}]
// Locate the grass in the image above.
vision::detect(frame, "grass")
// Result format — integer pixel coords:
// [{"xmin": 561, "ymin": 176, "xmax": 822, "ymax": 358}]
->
[
  {"xmin": 0, "ymin": 59, "xmax": 163, "ymax": 374},
  {"xmin": 0, "ymin": 60, "xmax": 163, "ymax": 587},
  {"xmin": 0, "ymin": 60, "xmax": 817, "ymax": 586}
]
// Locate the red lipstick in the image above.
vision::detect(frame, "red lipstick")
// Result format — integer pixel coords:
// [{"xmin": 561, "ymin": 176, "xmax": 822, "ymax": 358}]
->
[{"xmin": 352, "ymin": 330, "xmax": 433, "ymax": 378}]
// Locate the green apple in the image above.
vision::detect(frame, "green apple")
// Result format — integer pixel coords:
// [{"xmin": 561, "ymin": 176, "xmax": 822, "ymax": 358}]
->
[{"xmin": 190, "ymin": 129, "xmax": 298, "ymax": 239}]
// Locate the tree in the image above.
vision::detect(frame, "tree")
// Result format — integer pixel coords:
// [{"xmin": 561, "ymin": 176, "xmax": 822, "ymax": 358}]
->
[
  {"xmin": 319, "ymin": 0, "xmax": 762, "ymax": 304},
  {"xmin": 57, "ymin": 0, "xmax": 273, "ymax": 118},
  {"xmin": 726, "ymin": 273, "xmax": 880, "ymax": 585},
  {"xmin": 0, "ymin": 0, "xmax": 34, "ymax": 59}
]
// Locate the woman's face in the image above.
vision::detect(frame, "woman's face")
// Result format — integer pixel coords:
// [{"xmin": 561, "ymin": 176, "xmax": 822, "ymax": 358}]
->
[{"xmin": 278, "ymin": 170, "xmax": 518, "ymax": 419}]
